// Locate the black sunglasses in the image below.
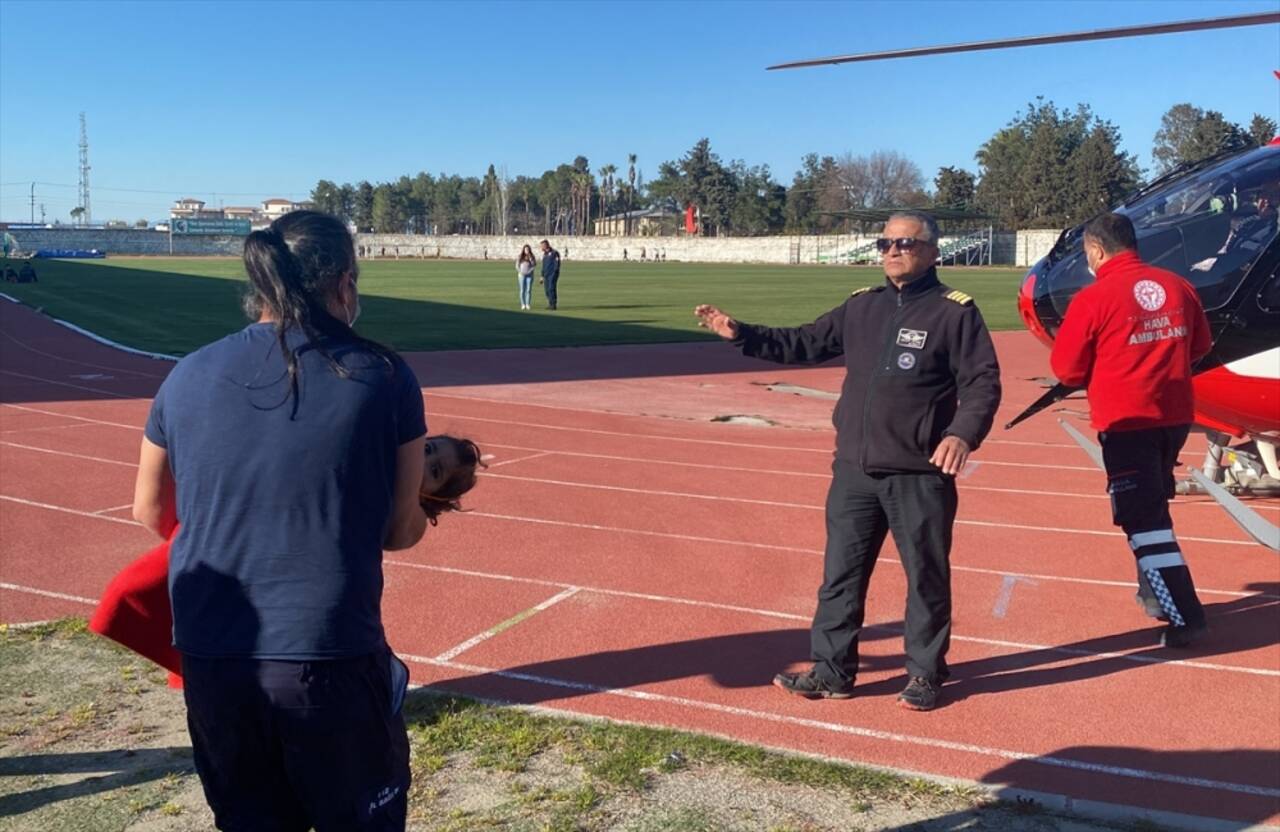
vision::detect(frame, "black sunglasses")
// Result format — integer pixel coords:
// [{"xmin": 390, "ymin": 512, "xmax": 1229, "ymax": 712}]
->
[{"xmin": 875, "ymin": 237, "xmax": 929, "ymax": 253}]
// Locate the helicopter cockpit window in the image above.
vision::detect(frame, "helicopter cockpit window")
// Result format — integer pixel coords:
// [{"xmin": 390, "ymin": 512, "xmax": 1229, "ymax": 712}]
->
[{"xmin": 1118, "ymin": 147, "xmax": 1280, "ymax": 310}]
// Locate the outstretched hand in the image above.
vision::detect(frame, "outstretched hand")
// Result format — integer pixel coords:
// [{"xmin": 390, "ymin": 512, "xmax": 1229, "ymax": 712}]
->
[{"xmin": 694, "ymin": 304, "xmax": 739, "ymax": 340}]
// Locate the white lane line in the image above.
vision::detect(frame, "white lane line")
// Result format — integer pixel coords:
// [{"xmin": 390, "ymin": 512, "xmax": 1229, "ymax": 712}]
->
[
  {"xmin": 427, "ymin": 392, "xmax": 1079, "ymax": 449},
  {"xmin": 458, "ymin": 512, "xmax": 1270, "ymax": 598},
  {"xmin": 0, "ymin": 326, "xmax": 167, "ymax": 379},
  {"xmin": 433, "ymin": 587, "xmax": 581, "ymax": 662},
  {"xmin": 0, "ymin": 494, "xmax": 143, "ymax": 526},
  {"xmin": 0, "ymin": 441, "xmax": 136, "ymax": 467},
  {"xmin": 434, "ymin": 412, "xmax": 1098, "ymax": 470},
  {"xmin": 0, "ymin": 421, "xmax": 97, "ymax": 436},
  {"xmin": 403, "ymin": 653, "xmax": 1280, "ymax": 798},
  {"xmin": 474, "ymin": 476, "xmax": 1254, "ymax": 547},
  {"xmin": 488, "ymin": 451, "xmax": 554, "ymax": 469},
  {"xmin": 92, "ymin": 503, "xmax": 135, "ymax": 516},
  {"xmin": 0, "ymin": 582, "xmax": 97, "ymax": 606},
  {"xmin": 386, "ymin": 560, "xmax": 1280, "ymax": 678},
  {"xmin": 1, "ymin": 402, "xmax": 140, "ymax": 430},
  {"xmin": 5, "ymin": 408, "xmax": 1258, "ymax": 513},
  {"xmin": 0, "ymin": 369, "xmax": 132, "ymax": 399}
]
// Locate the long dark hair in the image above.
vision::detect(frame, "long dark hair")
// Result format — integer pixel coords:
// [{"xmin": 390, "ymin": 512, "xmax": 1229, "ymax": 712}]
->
[
  {"xmin": 420, "ymin": 437, "xmax": 486, "ymax": 524},
  {"xmin": 518, "ymin": 244, "xmax": 535, "ymax": 264},
  {"xmin": 242, "ymin": 210, "xmax": 394, "ymax": 408}
]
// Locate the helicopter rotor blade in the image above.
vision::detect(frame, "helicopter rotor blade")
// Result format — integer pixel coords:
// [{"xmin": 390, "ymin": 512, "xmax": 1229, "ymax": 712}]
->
[{"xmin": 767, "ymin": 12, "xmax": 1280, "ymax": 70}]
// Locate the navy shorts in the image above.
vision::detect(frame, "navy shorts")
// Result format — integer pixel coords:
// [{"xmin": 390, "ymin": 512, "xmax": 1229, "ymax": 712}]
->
[{"xmin": 181, "ymin": 651, "xmax": 411, "ymax": 832}]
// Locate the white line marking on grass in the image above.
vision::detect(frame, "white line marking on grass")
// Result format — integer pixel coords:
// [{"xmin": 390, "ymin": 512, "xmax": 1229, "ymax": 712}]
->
[
  {"xmin": 402, "ymin": 653, "xmax": 1280, "ymax": 798},
  {"xmin": 0, "ymin": 370, "xmax": 131, "ymax": 399},
  {"xmin": 458, "ymin": 512, "xmax": 1269, "ymax": 597},
  {"xmin": 0, "ymin": 582, "xmax": 97, "ymax": 606},
  {"xmin": 433, "ymin": 587, "xmax": 581, "ymax": 662},
  {"xmin": 0, "ymin": 494, "xmax": 142, "ymax": 526},
  {"xmin": 386, "ymin": 560, "xmax": 1280, "ymax": 677},
  {"xmin": 48, "ymin": 318, "xmax": 178, "ymax": 363},
  {"xmin": 0, "ymin": 441, "xmax": 136, "ymax": 467}
]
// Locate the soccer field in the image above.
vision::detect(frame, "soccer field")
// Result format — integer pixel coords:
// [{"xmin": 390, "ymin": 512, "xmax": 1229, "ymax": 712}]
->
[{"xmin": 0, "ymin": 257, "xmax": 1026, "ymax": 355}]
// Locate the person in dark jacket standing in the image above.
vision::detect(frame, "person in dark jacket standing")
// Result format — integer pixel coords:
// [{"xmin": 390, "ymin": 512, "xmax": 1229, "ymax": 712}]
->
[
  {"xmin": 695, "ymin": 210, "xmax": 1001, "ymax": 711},
  {"xmin": 539, "ymin": 239, "xmax": 561, "ymax": 310},
  {"xmin": 1051, "ymin": 212, "xmax": 1212, "ymax": 648}
]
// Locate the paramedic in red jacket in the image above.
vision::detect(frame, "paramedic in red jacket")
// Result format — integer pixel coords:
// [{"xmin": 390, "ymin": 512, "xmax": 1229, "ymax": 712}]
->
[{"xmin": 1050, "ymin": 212, "xmax": 1212, "ymax": 647}]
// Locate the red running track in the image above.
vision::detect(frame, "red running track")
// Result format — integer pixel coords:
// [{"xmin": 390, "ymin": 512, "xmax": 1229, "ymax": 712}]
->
[{"xmin": 1, "ymin": 297, "xmax": 1277, "ymax": 829}]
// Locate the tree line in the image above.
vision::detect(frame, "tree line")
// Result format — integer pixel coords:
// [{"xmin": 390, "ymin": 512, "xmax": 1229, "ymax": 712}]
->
[{"xmin": 310, "ymin": 101, "xmax": 1277, "ymax": 235}]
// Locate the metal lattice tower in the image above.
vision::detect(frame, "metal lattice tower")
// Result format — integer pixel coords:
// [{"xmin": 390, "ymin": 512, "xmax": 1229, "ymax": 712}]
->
[{"xmin": 78, "ymin": 112, "xmax": 91, "ymax": 226}]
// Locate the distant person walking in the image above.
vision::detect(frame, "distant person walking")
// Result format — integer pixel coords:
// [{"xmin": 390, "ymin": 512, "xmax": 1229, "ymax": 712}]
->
[
  {"xmin": 516, "ymin": 244, "xmax": 536, "ymax": 310},
  {"xmin": 131, "ymin": 210, "xmax": 428, "ymax": 830},
  {"xmin": 540, "ymin": 239, "xmax": 561, "ymax": 310}
]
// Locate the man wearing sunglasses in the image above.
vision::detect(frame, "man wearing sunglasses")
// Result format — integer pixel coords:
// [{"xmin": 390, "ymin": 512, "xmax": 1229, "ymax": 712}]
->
[{"xmin": 694, "ymin": 211, "xmax": 1001, "ymax": 711}]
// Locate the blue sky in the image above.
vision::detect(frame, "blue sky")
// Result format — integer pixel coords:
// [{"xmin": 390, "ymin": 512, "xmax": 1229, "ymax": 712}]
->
[{"xmin": 1, "ymin": 0, "xmax": 1277, "ymax": 223}]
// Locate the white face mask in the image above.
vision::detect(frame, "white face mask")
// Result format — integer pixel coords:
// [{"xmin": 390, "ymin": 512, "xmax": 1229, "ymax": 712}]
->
[{"xmin": 348, "ymin": 296, "xmax": 361, "ymax": 327}]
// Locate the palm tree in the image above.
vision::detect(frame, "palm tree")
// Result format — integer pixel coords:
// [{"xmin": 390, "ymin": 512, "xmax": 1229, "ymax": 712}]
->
[
  {"xmin": 598, "ymin": 164, "xmax": 616, "ymax": 234},
  {"xmin": 626, "ymin": 154, "xmax": 637, "ymax": 236}
]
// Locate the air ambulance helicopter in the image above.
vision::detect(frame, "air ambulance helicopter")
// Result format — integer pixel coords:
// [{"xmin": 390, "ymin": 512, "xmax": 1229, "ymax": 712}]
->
[{"xmin": 768, "ymin": 11, "xmax": 1280, "ymax": 550}]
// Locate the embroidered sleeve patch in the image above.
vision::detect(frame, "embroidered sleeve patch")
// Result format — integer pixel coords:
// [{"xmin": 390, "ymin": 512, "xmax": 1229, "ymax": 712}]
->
[{"xmin": 943, "ymin": 290, "xmax": 973, "ymax": 305}]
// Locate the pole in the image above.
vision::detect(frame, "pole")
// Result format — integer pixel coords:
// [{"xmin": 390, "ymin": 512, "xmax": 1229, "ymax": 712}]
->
[
  {"xmin": 169, "ymin": 223, "xmax": 173, "ymax": 255},
  {"xmin": 30, "ymin": 183, "xmax": 35, "ymax": 224}
]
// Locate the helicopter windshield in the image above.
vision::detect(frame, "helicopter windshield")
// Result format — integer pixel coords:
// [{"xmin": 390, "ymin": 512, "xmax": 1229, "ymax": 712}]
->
[{"xmin": 1042, "ymin": 146, "xmax": 1280, "ymax": 319}]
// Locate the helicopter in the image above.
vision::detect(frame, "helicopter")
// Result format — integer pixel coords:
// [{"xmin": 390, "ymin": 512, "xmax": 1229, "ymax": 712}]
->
[{"xmin": 768, "ymin": 12, "xmax": 1280, "ymax": 550}]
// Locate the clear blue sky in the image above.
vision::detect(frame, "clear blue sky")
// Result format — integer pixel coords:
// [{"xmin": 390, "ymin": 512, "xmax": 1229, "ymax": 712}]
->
[{"xmin": 2, "ymin": 0, "xmax": 1277, "ymax": 223}]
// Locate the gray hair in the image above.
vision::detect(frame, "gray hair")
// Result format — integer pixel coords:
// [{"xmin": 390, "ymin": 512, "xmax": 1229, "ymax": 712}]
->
[{"xmin": 887, "ymin": 210, "xmax": 939, "ymax": 244}]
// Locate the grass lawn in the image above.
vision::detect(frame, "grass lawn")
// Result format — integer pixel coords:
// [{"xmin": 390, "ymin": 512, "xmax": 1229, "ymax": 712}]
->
[{"xmin": 0, "ymin": 257, "xmax": 1026, "ymax": 355}]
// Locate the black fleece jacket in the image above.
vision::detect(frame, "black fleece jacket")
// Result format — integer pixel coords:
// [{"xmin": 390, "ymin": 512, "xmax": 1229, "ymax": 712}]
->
[{"xmin": 732, "ymin": 268, "xmax": 1002, "ymax": 474}]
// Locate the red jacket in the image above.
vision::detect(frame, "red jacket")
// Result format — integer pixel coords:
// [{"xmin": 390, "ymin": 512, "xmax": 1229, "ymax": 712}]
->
[{"xmin": 1050, "ymin": 250, "xmax": 1212, "ymax": 432}]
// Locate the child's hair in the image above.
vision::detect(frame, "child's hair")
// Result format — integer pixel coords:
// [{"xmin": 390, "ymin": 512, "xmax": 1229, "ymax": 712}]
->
[{"xmin": 420, "ymin": 436, "xmax": 486, "ymax": 524}]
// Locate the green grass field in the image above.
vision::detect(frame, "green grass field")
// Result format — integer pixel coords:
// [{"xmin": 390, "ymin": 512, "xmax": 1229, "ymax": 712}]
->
[{"xmin": 1, "ymin": 257, "xmax": 1026, "ymax": 355}]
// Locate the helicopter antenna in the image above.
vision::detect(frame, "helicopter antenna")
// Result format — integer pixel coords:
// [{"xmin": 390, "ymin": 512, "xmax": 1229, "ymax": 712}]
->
[{"xmin": 767, "ymin": 11, "xmax": 1280, "ymax": 70}]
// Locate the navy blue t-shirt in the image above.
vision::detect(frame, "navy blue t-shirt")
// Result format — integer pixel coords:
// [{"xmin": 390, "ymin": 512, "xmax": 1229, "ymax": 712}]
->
[{"xmin": 144, "ymin": 323, "xmax": 426, "ymax": 660}]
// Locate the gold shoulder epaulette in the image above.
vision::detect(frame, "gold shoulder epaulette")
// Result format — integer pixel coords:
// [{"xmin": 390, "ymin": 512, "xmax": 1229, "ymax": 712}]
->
[
  {"xmin": 943, "ymin": 289, "xmax": 973, "ymax": 306},
  {"xmin": 850, "ymin": 286, "xmax": 876, "ymax": 297}
]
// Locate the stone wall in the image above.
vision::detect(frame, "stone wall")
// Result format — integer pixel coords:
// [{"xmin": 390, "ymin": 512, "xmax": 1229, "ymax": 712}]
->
[
  {"xmin": 3, "ymin": 226, "xmax": 1034, "ymax": 266},
  {"xmin": 4, "ymin": 228, "xmax": 242, "ymax": 256},
  {"xmin": 356, "ymin": 232, "xmax": 1020, "ymax": 266}
]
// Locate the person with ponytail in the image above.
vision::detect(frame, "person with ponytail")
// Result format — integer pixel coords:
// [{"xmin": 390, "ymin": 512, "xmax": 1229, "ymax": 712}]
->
[{"xmin": 130, "ymin": 210, "xmax": 427, "ymax": 831}]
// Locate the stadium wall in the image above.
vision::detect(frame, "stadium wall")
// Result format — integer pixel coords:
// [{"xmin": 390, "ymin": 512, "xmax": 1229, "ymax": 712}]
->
[
  {"xmin": 4, "ymin": 228, "xmax": 241, "ymax": 256},
  {"xmin": 3, "ymin": 226, "xmax": 1032, "ymax": 265},
  {"xmin": 358, "ymin": 232, "xmax": 1020, "ymax": 265}
]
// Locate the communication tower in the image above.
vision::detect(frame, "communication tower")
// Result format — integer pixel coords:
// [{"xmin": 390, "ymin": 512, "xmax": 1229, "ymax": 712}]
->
[{"xmin": 78, "ymin": 112, "xmax": 91, "ymax": 226}]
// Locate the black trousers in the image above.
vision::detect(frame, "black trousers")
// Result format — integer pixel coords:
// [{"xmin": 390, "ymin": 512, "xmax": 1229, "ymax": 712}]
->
[
  {"xmin": 543, "ymin": 273, "xmax": 559, "ymax": 308},
  {"xmin": 1099, "ymin": 425, "xmax": 1205, "ymax": 628},
  {"xmin": 811, "ymin": 459, "xmax": 957, "ymax": 686},
  {"xmin": 182, "ymin": 651, "xmax": 411, "ymax": 832}
]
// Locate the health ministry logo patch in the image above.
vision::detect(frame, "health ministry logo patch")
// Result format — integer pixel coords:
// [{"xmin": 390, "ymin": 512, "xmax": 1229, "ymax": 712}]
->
[{"xmin": 1134, "ymin": 280, "xmax": 1167, "ymax": 312}]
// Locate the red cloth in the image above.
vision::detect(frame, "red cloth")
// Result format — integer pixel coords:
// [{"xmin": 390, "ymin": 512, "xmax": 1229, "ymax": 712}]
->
[
  {"xmin": 1050, "ymin": 250, "xmax": 1212, "ymax": 432},
  {"xmin": 88, "ymin": 534, "xmax": 183, "ymax": 688}
]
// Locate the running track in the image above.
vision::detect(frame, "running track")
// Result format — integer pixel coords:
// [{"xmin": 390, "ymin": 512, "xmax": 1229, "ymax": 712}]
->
[{"xmin": 1, "ymin": 298, "xmax": 1277, "ymax": 830}]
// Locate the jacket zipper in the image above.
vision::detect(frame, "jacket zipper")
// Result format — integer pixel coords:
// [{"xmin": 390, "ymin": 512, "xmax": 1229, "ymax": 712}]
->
[{"xmin": 859, "ymin": 290, "xmax": 906, "ymax": 471}]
